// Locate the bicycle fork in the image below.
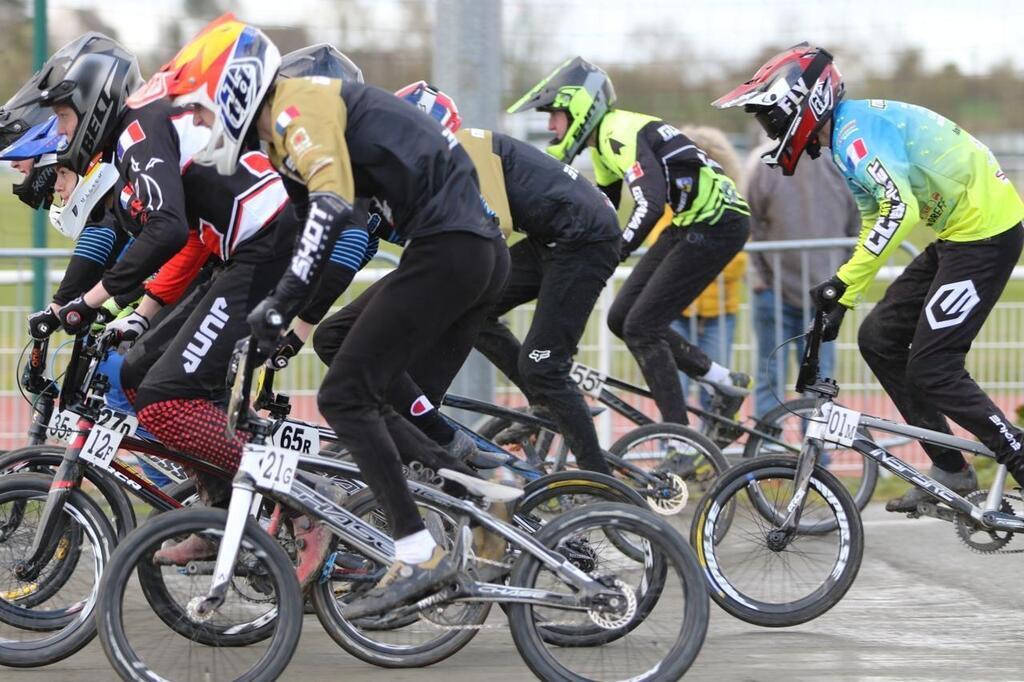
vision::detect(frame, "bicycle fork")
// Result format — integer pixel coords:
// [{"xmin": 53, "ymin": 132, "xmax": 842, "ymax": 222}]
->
[
  {"xmin": 771, "ymin": 404, "xmax": 826, "ymax": 545},
  {"xmin": 196, "ymin": 474, "xmax": 257, "ymax": 616}
]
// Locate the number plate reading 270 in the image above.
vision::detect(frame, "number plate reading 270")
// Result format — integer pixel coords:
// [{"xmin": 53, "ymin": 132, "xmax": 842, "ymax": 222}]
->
[
  {"xmin": 820, "ymin": 403, "xmax": 861, "ymax": 447},
  {"xmin": 569, "ymin": 362, "xmax": 607, "ymax": 398},
  {"xmin": 240, "ymin": 444, "xmax": 299, "ymax": 494}
]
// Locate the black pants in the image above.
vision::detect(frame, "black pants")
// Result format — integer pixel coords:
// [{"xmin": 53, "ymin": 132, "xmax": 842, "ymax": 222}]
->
[
  {"xmin": 607, "ymin": 216, "xmax": 749, "ymax": 424},
  {"xmin": 858, "ymin": 223, "xmax": 1024, "ymax": 472},
  {"xmin": 316, "ymin": 232, "xmax": 509, "ymax": 538},
  {"xmin": 474, "ymin": 238, "xmax": 618, "ymax": 473}
]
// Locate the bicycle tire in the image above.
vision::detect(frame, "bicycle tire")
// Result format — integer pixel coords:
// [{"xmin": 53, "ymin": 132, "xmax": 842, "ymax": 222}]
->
[
  {"xmin": 690, "ymin": 456, "xmax": 864, "ymax": 627},
  {"xmin": 508, "ymin": 502, "xmax": 709, "ymax": 681},
  {"xmin": 0, "ymin": 472, "xmax": 115, "ymax": 667},
  {"xmin": 97, "ymin": 507, "xmax": 301, "ymax": 682}
]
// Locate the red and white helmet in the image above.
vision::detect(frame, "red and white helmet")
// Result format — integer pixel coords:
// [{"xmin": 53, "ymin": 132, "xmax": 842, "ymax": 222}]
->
[
  {"xmin": 714, "ymin": 43, "xmax": 843, "ymax": 175},
  {"xmin": 395, "ymin": 81, "xmax": 461, "ymax": 133}
]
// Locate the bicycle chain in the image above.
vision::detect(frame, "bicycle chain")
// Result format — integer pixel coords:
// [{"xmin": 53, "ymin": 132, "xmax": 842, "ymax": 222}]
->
[{"xmin": 954, "ymin": 490, "xmax": 1024, "ymax": 554}]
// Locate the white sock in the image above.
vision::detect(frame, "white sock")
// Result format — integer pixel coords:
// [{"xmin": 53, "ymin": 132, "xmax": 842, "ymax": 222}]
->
[
  {"xmin": 394, "ymin": 529, "xmax": 437, "ymax": 564},
  {"xmin": 701, "ymin": 361, "xmax": 731, "ymax": 385}
]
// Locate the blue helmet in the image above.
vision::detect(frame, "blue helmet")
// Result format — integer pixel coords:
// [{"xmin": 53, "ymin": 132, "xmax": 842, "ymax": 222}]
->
[{"xmin": 0, "ymin": 115, "xmax": 65, "ymax": 164}]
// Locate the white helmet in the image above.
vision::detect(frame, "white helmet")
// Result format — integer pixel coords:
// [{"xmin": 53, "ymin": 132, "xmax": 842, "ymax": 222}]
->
[{"xmin": 49, "ymin": 161, "xmax": 119, "ymax": 240}]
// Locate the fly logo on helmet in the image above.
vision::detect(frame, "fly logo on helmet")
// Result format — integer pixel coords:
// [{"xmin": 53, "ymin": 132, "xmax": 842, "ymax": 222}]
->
[{"xmin": 218, "ymin": 57, "xmax": 263, "ymax": 140}]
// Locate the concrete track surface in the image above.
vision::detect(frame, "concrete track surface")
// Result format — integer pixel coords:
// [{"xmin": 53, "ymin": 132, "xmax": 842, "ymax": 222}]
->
[{"xmin": 12, "ymin": 504, "xmax": 1021, "ymax": 681}]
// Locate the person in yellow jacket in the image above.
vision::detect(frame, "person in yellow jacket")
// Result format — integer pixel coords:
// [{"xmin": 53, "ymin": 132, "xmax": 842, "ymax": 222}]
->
[{"xmin": 643, "ymin": 126, "xmax": 748, "ymax": 414}]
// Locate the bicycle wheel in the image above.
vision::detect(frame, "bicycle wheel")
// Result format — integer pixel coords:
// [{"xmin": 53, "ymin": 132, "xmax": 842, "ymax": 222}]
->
[
  {"xmin": 744, "ymin": 397, "xmax": 879, "ymax": 512},
  {"xmin": 609, "ymin": 423, "xmax": 728, "ymax": 527},
  {"xmin": 310, "ymin": 487, "xmax": 487, "ymax": 668},
  {"xmin": 97, "ymin": 507, "xmax": 301, "ymax": 682},
  {"xmin": 509, "ymin": 502, "xmax": 708, "ymax": 681},
  {"xmin": 690, "ymin": 456, "xmax": 864, "ymax": 627},
  {"xmin": 0, "ymin": 472, "xmax": 115, "ymax": 668},
  {"xmin": 0, "ymin": 445, "xmax": 137, "ymax": 539}
]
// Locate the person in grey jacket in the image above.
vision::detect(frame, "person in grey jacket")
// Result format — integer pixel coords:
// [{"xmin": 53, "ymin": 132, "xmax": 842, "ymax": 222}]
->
[{"xmin": 745, "ymin": 139, "xmax": 860, "ymax": 416}]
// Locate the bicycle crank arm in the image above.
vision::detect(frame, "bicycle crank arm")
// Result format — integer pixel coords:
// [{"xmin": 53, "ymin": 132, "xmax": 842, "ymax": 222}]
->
[{"xmin": 910, "ymin": 501, "xmax": 960, "ymax": 523}]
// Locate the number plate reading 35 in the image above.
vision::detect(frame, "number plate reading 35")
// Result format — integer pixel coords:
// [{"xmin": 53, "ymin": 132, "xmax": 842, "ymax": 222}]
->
[
  {"xmin": 241, "ymin": 444, "xmax": 298, "ymax": 494},
  {"xmin": 80, "ymin": 425, "xmax": 123, "ymax": 470},
  {"xmin": 820, "ymin": 403, "xmax": 861, "ymax": 447},
  {"xmin": 46, "ymin": 410, "xmax": 76, "ymax": 443},
  {"xmin": 569, "ymin": 362, "xmax": 607, "ymax": 398},
  {"xmin": 271, "ymin": 422, "xmax": 320, "ymax": 456}
]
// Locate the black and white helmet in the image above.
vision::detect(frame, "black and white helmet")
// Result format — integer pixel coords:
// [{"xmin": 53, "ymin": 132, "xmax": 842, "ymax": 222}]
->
[
  {"xmin": 35, "ymin": 37, "xmax": 142, "ymax": 174},
  {"xmin": 279, "ymin": 44, "xmax": 363, "ymax": 83}
]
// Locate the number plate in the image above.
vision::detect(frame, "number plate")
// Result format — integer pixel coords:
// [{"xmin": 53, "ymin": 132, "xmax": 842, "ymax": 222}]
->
[
  {"xmin": 569, "ymin": 362, "xmax": 607, "ymax": 398},
  {"xmin": 46, "ymin": 410, "xmax": 77, "ymax": 443},
  {"xmin": 80, "ymin": 425, "xmax": 123, "ymax": 470},
  {"xmin": 96, "ymin": 407, "xmax": 138, "ymax": 437},
  {"xmin": 819, "ymin": 403, "xmax": 861, "ymax": 447},
  {"xmin": 240, "ymin": 444, "xmax": 299, "ymax": 494},
  {"xmin": 271, "ymin": 421, "xmax": 320, "ymax": 456}
]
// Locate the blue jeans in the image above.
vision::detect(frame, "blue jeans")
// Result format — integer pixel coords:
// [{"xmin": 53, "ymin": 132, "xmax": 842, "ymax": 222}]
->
[
  {"xmin": 671, "ymin": 314, "xmax": 736, "ymax": 413},
  {"xmin": 753, "ymin": 289, "xmax": 836, "ymax": 417}
]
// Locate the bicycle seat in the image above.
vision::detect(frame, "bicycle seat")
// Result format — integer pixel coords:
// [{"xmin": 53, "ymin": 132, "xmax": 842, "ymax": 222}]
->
[{"xmin": 439, "ymin": 468, "xmax": 524, "ymax": 502}]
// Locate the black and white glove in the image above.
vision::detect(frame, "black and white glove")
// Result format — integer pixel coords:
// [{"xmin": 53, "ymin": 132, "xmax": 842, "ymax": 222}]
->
[
  {"xmin": 821, "ymin": 306, "xmax": 847, "ymax": 342},
  {"xmin": 58, "ymin": 296, "xmax": 100, "ymax": 335},
  {"xmin": 247, "ymin": 297, "xmax": 285, "ymax": 358},
  {"xmin": 268, "ymin": 329, "xmax": 304, "ymax": 369},
  {"xmin": 105, "ymin": 311, "xmax": 150, "ymax": 343},
  {"xmin": 27, "ymin": 307, "xmax": 60, "ymax": 340},
  {"xmin": 810, "ymin": 276, "xmax": 848, "ymax": 311}
]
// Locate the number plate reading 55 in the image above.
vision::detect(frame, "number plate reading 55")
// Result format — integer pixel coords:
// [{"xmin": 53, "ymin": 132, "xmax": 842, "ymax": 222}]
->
[
  {"xmin": 569, "ymin": 362, "xmax": 607, "ymax": 398},
  {"xmin": 241, "ymin": 444, "xmax": 298, "ymax": 494},
  {"xmin": 820, "ymin": 403, "xmax": 861, "ymax": 447}
]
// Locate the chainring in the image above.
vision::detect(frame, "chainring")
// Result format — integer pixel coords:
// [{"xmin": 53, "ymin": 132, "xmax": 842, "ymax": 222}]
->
[{"xmin": 954, "ymin": 489, "xmax": 1017, "ymax": 553}]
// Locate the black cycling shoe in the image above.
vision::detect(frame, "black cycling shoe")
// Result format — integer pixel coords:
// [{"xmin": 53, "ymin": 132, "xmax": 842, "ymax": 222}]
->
[
  {"xmin": 703, "ymin": 371, "xmax": 752, "ymax": 420},
  {"xmin": 340, "ymin": 545, "xmax": 457, "ymax": 620},
  {"xmin": 494, "ymin": 406, "xmax": 552, "ymax": 445},
  {"xmin": 444, "ymin": 430, "xmax": 507, "ymax": 469},
  {"xmin": 886, "ymin": 464, "xmax": 977, "ymax": 513}
]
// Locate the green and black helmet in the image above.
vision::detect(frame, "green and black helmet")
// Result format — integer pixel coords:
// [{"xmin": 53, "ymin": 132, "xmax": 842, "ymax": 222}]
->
[{"xmin": 508, "ymin": 56, "xmax": 616, "ymax": 162}]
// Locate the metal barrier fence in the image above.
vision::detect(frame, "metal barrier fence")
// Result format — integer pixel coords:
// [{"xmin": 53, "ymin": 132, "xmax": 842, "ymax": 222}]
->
[{"xmin": 2, "ymin": 240, "xmax": 1023, "ymax": 468}]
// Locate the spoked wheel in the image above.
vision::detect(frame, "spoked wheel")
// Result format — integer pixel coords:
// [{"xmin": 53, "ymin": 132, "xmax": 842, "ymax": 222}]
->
[
  {"xmin": 690, "ymin": 456, "xmax": 864, "ymax": 627},
  {"xmin": 0, "ymin": 473, "xmax": 115, "ymax": 668},
  {"xmin": 97, "ymin": 507, "xmax": 301, "ymax": 682},
  {"xmin": 745, "ymin": 398, "xmax": 879, "ymax": 520},
  {"xmin": 509, "ymin": 502, "xmax": 709, "ymax": 681},
  {"xmin": 310, "ymin": 487, "xmax": 489, "ymax": 668},
  {"xmin": 609, "ymin": 423, "xmax": 729, "ymax": 533}
]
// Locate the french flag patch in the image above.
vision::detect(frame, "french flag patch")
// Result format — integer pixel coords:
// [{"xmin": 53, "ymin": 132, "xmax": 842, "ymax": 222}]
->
[
  {"xmin": 845, "ymin": 138, "xmax": 868, "ymax": 169},
  {"xmin": 119, "ymin": 184, "xmax": 134, "ymax": 210},
  {"xmin": 116, "ymin": 120, "xmax": 146, "ymax": 161},
  {"xmin": 625, "ymin": 161, "xmax": 644, "ymax": 184},
  {"xmin": 274, "ymin": 106, "xmax": 300, "ymax": 135}
]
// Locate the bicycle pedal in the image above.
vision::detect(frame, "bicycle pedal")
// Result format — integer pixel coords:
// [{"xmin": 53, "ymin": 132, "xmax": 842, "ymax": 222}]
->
[{"xmin": 914, "ymin": 501, "xmax": 958, "ymax": 523}]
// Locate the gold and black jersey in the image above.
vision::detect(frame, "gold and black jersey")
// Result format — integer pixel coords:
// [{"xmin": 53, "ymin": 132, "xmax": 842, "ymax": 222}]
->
[
  {"xmin": 456, "ymin": 127, "xmax": 620, "ymax": 245},
  {"xmin": 268, "ymin": 77, "xmax": 499, "ymax": 242}
]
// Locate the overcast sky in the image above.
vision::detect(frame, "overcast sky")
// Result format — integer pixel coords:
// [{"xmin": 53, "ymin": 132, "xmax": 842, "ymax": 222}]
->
[{"xmin": 48, "ymin": 0, "xmax": 1024, "ymax": 78}]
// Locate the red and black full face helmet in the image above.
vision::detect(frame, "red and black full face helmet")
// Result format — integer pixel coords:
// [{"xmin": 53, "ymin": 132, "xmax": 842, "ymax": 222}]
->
[{"xmin": 714, "ymin": 43, "xmax": 843, "ymax": 175}]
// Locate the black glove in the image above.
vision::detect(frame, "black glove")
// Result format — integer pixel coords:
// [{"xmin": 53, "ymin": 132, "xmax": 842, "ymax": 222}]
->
[
  {"xmin": 822, "ymin": 305, "xmax": 848, "ymax": 343},
  {"xmin": 58, "ymin": 296, "xmax": 100, "ymax": 335},
  {"xmin": 247, "ymin": 297, "xmax": 285, "ymax": 358},
  {"xmin": 619, "ymin": 239, "xmax": 633, "ymax": 263},
  {"xmin": 268, "ymin": 329, "xmax": 304, "ymax": 369},
  {"xmin": 27, "ymin": 307, "xmax": 60, "ymax": 340},
  {"xmin": 810, "ymin": 276, "xmax": 848, "ymax": 311}
]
